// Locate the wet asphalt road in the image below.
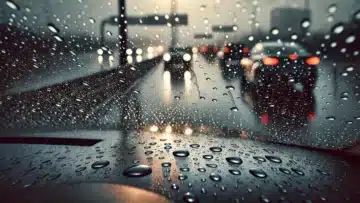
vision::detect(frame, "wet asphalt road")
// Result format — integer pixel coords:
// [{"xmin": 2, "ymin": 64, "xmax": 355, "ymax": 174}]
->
[{"xmin": 1, "ymin": 52, "xmax": 360, "ymax": 149}]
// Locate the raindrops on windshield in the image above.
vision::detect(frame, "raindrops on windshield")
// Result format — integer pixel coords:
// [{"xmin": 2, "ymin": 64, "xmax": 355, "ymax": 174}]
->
[{"xmin": 123, "ymin": 165, "xmax": 152, "ymax": 177}]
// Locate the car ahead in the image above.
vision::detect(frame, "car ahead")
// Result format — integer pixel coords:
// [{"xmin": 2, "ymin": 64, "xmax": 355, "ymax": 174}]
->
[
  {"xmin": 241, "ymin": 41, "xmax": 320, "ymax": 93},
  {"xmin": 241, "ymin": 80, "xmax": 316, "ymax": 127},
  {"xmin": 220, "ymin": 43, "xmax": 250, "ymax": 68},
  {"xmin": 163, "ymin": 47, "xmax": 192, "ymax": 75}
]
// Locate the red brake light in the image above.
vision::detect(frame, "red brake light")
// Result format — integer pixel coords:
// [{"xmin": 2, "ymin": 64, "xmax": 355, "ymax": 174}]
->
[
  {"xmin": 261, "ymin": 113, "xmax": 269, "ymax": 125},
  {"xmin": 200, "ymin": 46, "xmax": 208, "ymax": 53},
  {"xmin": 289, "ymin": 54, "xmax": 298, "ymax": 60},
  {"xmin": 224, "ymin": 47, "xmax": 230, "ymax": 53},
  {"xmin": 213, "ymin": 47, "xmax": 218, "ymax": 52},
  {"xmin": 243, "ymin": 47, "xmax": 249, "ymax": 53},
  {"xmin": 263, "ymin": 57, "xmax": 279, "ymax": 66},
  {"xmin": 308, "ymin": 112, "xmax": 316, "ymax": 121},
  {"xmin": 306, "ymin": 56, "xmax": 320, "ymax": 65}
]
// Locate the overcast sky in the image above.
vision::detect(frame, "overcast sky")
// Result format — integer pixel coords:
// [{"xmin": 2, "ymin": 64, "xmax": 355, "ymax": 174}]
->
[{"xmin": 2, "ymin": 0, "xmax": 360, "ymax": 47}]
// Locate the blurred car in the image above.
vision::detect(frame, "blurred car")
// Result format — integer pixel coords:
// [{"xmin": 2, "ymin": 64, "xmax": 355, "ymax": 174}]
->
[
  {"xmin": 163, "ymin": 47, "xmax": 192, "ymax": 74},
  {"xmin": 241, "ymin": 41, "xmax": 319, "ymax": 93},
  {"xmin": 199, "ymin": 45, "xmax": 218, "ymax": 56},
  {"xmin": 220, "ymin": 43, "xmax": 250, "ymax": 67},
  {"xmin": 241, "ymin": 81, "xmax": 316, "ymax": 126}
]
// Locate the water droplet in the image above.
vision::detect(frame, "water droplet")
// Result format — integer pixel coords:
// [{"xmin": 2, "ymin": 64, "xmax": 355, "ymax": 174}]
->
[
  {"xmin": 233, "ymin": 25, "xmax": 238, "ymax": 31},
  {"xmin": 212, "ymin": 99, "xmax": 218, "ymax": 102},
  {"xmin": 316, "ymin": 169, "xmax": 329, "ymax": 176},
  {"xmin": 164, "ymin": 145, "xmax": 172, "ymax": 150},
  {"xmin": 226, "ymin": 85, "xmax": 235, "ymax": 90},
  {"xmin": 229, "ymin": 169, "xmax": 241, "ymax": 175},
  {"xmin": 291, "ymin": 168, "xmax": 305, "ymax": 176},
  {"xmin": 203, "ymin": 155, "xmax": 214, "ymax": 160},
  {"xmin": 271, "ymin": 28, "xmax": 279, "ymax": 35},
  {"xmin": 341, "ymin": 95, "xmax": 349, "ymax": 100},
  {"xmin": 106, "ymin": 31, "xmax": 112, "ymax": 36},
  {"xmin": 253, "ymin": 156, "xmax": 266, "ymax": 162},
  {"xmin": 75, "ymin": 166, "xmax": 86, "ymax": 172},
  {"xmin": 206, "ymin": 164, "xmax": 218, "ymax": 168},
  {"xmin": 326, "ymin": 116, "xmax": 336, "ymax": 121},
  {"xmin": 201, "ymin": 188, "xmax": 207, "ymax": 194},
  {"xmin": 200, "ymin": 96, "xmax": 205, "ymax": 100},
  {"xmin": 6, "ymin": 1, "xmax": 19, "ymax": 10},
  {"xmin": 346, "ymin": 66, "xmax": 354, "ymax": 72},
  {"xmin": 171, "ymin": 183, "xmax": 179, "ymax": 190},
  {"xmin": 200, "ymin": 5, "xmax": 206, "ymax": 11},
  {"xmin": 178, "ymin": 174, "xmax": 188, "ymax": 180},
  {"xmin": 328, "ymin": 4, "xmax": 337, "ymax": 13},
  {"xmin": 162, "ymin": 162, "xmax": 171, "ymax": 167},
  {"xmin": 210, "ymin": 147, "xmax": 222, "ymax": 152},
  {"xmin": 345, "ymin": 35, "xmax": 356, "ymax": 44},
  {"xmin": 53, "ymin": 35, "xmax": 64, "ymax": 42},
  {"xmin": 89, "ymin": 18, "xmax": 96, "ymax": 24},
  {"xmin": 265, "ymin": 155, "xmax": 282, "ymax": 163},
  {"xmin": 279, "ymin": 168, "xmax": 291, "ymax": 174},
  {"xmin": 301, "ymin": 19, "xmax": 311, "ymax": 28},
  {"xmin": 123, "ymin": 165, "xmax": 152, "ymax": 177},
  {"xmin": 180, "ymin": 167, "xmax": 190, "ymax": 172},
  {"xmin": 173, "ymin": 150, "xmax": 190, "ymax": 157},
  {"xmin": 249, "ymin": 169, "xmax": 268, "ymax": 178},
  {"xmin": 226, "ymin": 157, "xmax": 243, "ymax": 164},
  {"xmin": 260, "ymin": 195, "xmax": 271, "ymax": 203},
  {"xmin": 47, "ymin": 23, "xmax": 59, "ymax": 33},
  {"xmin": 355, "ymin": 10, "xmax": 360, "ymax": 20},
  {"xmin": 183, "ymin": 192, "xmax": 199, "ymax": 203},
  {"xmin": 145, "ymin": 151, "xmax": 153, "ymax": 155},
  {"xmin": 190, "ymin": 144, "xmax": 200, "ymax": 148},
  {"xmin": 203, "ymin": 18, "xmax": 209, "ymax": 24},
  {"xmin": 198, "ymin": 167, "xmax": 206, "ymax": 172},
  {"xmin": 174, "ymin": 96, "xmax": 180, "ymax": 100},
  {"xmin": 231, "ymin": 107, "xmax": 239, "ymax": 112},
  {"xmin": 91, "ymin": 160, "xmax": 110, "ymax": 169},
  {"xmin": 209, "ymin": 173, "xmax": 222, "ymax": 181},
  {"xmin": 332, "ymin": 23, "xmax": 344, "ymax": 34}
]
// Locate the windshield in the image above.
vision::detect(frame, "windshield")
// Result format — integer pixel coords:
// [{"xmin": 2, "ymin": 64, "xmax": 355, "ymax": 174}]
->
[{"xmin": 1, "ymin": 0, "xmax": 360, "ymax": 150}]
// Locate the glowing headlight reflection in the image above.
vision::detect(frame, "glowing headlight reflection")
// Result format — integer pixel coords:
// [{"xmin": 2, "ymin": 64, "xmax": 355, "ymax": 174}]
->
[
  {"xmin": 183, "ymin": 53, "xmax": 191, "ymax": 61},
  {"xmin": 127, "ymin": 56, "xmax": 133, "ymax": 64},
  {"xmin": 98, "ymin": 55, "xmax": 103, "ymax": 64},
  {"xmin": 126, "ymin": 49, "xmax": 133, "ymax": 55},
  {"xmin": 136, "ymin": 55, "xmax": 143, "ymax": 62},
  {"xmin": 184, "ymin": 127, "xmax": 193, "ymax": 135},
  {"xmin": 150, "ymin": 125, "xmax": 159, "ymax": 132},
  {"xmin": 136, "ymin": 48, "xmax": 143, "ymax": 55},
  {"xmin": 165, "ymin": 125, "xmax": 172, "ymax": 133},
  {"xmin": 97, "ymin": 49, "xmax": 104, "ymax": 55},
  {"xmin": 163, "ymin": 53, "xmax": 171, "ymax": 61}
]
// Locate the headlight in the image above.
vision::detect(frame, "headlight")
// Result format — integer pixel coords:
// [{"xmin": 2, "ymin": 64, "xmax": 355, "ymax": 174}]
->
[
  {"xmin": 183, "ymin": 53, "xmax": 191, "ymax": 61},
  {"xmin": 163, "ymin": 53, "xmax": 171, "ymax": 61}
]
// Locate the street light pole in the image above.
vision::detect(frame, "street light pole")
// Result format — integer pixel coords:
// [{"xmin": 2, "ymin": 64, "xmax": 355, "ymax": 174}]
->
[
  {"xmin": 171, "ymin": 0, "xmax": 178, "ymax": 47},
  {"xmin": 118, "ymin": 0, "xmax": 127, "ymax": 66}
]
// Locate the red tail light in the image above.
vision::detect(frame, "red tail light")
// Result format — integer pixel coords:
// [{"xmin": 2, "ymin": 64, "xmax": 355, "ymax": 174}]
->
[
  {"xmin": 306, "ymin": 56, "xmax": 320, "ymax": 65},
  {"xmin": 261, "ymin": 113, "xmax": 269, "ymax": 125},
  {"xmin": 289, "ymin": 54, "xmax": 298, "ymax": 60},
  {"xmin": 224, "ymin": 47, "xmax": 230, "ymax": 53},
  {"xmin": 308, "ymin": 112, "xmax": 316, "ymax": 121},
  {"xmin": 263, "ymin": 57, "xmax": 279, "ymax": 66},
  {"xmin": 213, "ymin": 47, "xmax": 218, "ymax": 52},
  {"xmin": 243, "ymin": 47, "xmax": 249, "ymax": 53},
  {"xmin": 200, "ymin": 46, "xmax": 208, "ymax": 53}
]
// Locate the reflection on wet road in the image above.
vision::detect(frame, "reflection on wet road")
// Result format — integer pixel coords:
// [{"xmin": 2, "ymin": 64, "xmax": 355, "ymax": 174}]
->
[{"xmin": 1, "ymin": 53, "xmax": 360, "ymax": 149}]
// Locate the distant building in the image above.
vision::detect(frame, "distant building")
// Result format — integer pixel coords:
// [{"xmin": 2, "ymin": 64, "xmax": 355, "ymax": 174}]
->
[{"xmin": 271, "ymin": 8, "xmax": 311, "ymax": 37}]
